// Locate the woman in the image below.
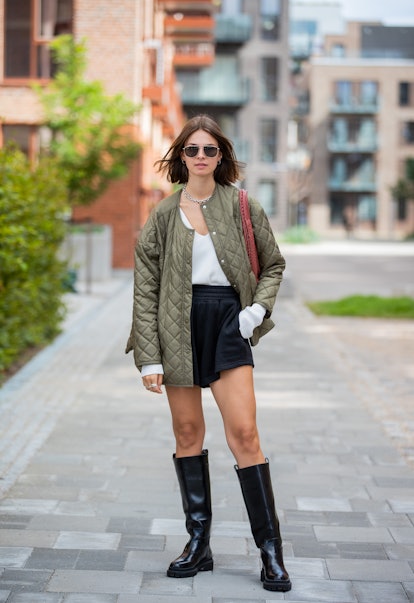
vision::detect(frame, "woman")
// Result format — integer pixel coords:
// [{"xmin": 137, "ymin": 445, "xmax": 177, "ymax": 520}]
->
[{"xmin": 126, "ymin": 114, "xmax": 291, "ymax": 592}]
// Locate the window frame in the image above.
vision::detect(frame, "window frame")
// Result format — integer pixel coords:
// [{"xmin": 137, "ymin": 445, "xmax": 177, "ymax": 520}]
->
[{"xmin": 3, "ymin": 0, "xmax": 73, "ymax": 83}]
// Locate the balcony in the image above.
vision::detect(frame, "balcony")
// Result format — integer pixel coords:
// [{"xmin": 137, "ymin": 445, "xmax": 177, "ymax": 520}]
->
[
  {"xmin": 173, "ymin": 43, "xmax": 215, "ymax": 67},
  {"xmin": 179, "ymin": 75, "xmax": 250, "ymax": 106},
  {"xmin": 214, "ymin": 14, "xmax": 252, "ymax": 44},
  {"xmin": 328, "ymin": 136, "xmax": 377, "ymax": 153},
  {"xmin": 164, "ymin": 15, "xmax": 215, "ymax": 39},
  {"xmin": 159, "ymin": 0, "xmax": 216, "ymax": 11},
  {"xmin": 330, "ymin": 99, "xmax": 379, "ymax": 114},
  {"xmin": 142, "ymin": 84, "xmax": 164, "ymax": 104},
  {"xmin": 329, "ymin": 178, "xmax": 377, "ymax": 192}
]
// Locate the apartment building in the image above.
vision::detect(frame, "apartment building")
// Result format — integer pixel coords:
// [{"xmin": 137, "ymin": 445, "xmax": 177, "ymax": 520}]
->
[
  {"xmin": 289, "ymin": 14, "xmax": 414, "ymax": 238},
  {"xmin": 308, "ymin": 57, "xmax": 414, "ymax": 238},
  {"xmin": 0, "ymin": 0, "xmax": 217, "ymax": 267},
  {"xmin": 177, "ymin": 0, "xmax": 290, "ymax": 231}
]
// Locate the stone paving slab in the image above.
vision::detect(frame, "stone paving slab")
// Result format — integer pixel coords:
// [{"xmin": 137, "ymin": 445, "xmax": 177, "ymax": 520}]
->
[{"xmin": 0, "ymin": 268, "xmax": 414, "ymax": 602}]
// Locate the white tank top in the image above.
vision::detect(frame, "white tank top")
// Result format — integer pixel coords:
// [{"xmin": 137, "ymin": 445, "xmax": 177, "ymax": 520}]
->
[{"xmin": 180, "ymin": 208, "xmax": 230, "ymax": 286}]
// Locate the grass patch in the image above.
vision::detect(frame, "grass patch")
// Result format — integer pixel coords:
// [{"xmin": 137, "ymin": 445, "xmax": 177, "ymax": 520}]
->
[{"xmin": 307, "ymin": 295, "xmax": 414, "ymax": 319}]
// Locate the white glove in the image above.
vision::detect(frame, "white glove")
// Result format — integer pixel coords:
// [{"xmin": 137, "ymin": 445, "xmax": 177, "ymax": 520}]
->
[
  {"xmin": 238, "ymin": 304, "xmax": 266, "ymax": 339},
  {"xmin": 141, "ymin": 363, "xmax": 164, "ymax": 377}
]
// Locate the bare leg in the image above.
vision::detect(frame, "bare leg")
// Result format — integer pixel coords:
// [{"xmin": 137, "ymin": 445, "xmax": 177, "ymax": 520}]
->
[
  {"xmin": 210, "ymin": 365, "xmax": 265, "ymax": 468},
  {"xmin": 166, "ymin": 385, "xmax": 205, "ymax": 457}
]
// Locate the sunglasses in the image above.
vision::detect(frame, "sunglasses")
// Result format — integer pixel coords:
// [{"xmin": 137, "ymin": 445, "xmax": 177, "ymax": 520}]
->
[{"xmin": 182, "ymin": 145, "xmax": 220, "ymax": 158}]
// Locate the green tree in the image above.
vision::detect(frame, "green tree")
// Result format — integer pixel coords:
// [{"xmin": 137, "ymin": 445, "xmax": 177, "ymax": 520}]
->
[
  {"xmin": 35, "ymin": 35, "xmax": 141, "ymax": 207},
  {"xmin": 390, "ymin": 158, "xmax": 414, "ymax": 204}
]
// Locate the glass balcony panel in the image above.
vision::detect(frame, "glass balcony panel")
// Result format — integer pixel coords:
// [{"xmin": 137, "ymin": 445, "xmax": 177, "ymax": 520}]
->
[
  {"xmin": 178, "ymin": 57, "xmax": 250, "ymax": 105},
  {"xmin": 214, "ymin": 14, "xmax": 252, "ymax": 43}
]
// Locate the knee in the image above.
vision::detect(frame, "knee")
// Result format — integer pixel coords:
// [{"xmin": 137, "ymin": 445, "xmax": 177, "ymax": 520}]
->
[
  {"xmin": 228, "ymin": 424, "xmax": 260, "ymax": 456},
  {"xmin": 173, "ymin": 420, "xmax": 204, "ymax": 451}
]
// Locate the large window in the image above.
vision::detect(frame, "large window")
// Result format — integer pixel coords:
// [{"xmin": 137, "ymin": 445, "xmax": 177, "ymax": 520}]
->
[
  {"xmin": 260, "ymin": 57, "xmax": 279, "ymax": 102},
  {"xmin": 359, "ymin": 80, "xmax": 378, "ymax": 105},
  {"xmin": 257, "ymin": 179, "xmax": 277, "ymax": 216},
  {"xmin": 2, "ymin": 125, "xmax": 32, "ymax": 155},
  {"xmin": 4, "ymin": 0, "xmax": 73, "ymax": 79},
  {"xmin": 260, "ymin": 0, "xmax": 280, "ymax": 40},
  {"xmin": 259, "ymin": 118, "xmax": 278, "ymax": 163},
  {"xmin": 334, "ymin": 81, "xmax": 352, "ymax": 106}
]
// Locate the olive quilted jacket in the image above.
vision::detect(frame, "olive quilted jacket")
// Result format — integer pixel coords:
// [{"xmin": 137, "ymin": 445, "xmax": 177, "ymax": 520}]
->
[{"xmin": 125, "ymin": 183, "xmax": 285, "ymax": 386}]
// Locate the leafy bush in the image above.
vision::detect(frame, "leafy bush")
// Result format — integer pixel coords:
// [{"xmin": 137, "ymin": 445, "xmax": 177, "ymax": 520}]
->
[
  {"xmin": 281, "ymin": 225, "xmax": 320, "ymax": 244},
  {"xmin": 307, "ymin": 295, "xmax": 414, "ymax": 319},
  {"xmin": 0, "ymin": 146, "xmax": 69, "ymax": 376}
]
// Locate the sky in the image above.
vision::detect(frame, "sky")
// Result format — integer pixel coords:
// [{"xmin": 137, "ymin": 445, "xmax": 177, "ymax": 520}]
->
[{"xmin": 340, "ymin": 0, "xmax": 414, "ymax": 24}]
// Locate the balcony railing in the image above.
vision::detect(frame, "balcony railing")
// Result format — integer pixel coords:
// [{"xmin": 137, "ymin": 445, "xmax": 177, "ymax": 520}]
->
[
  {"xmin": 179, "ymin": 76, "xmax": 250, "ymax": 106},
  {"xmin": 214, "ymin": 14, "xmax": 252, "ymax": 43},
  {"xmin": 329, "ymin": 178, "xmax": 377, "ymax": 192},
  {"xmin": 173, "ymin": 43, "xmax": 215, "ymax": 67},
  {"xmin": 330, "ymin": 100, "xmax": 379, "ymax": 114},
  {"xmin": 164, "ymin": 15, "xmax": 215, "ymax": 38},
  {"xmin": 328, "ymin": 136, "xmax": 377, "ymax": 153}
]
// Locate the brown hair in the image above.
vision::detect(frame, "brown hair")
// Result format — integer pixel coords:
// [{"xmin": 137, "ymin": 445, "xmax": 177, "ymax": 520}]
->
[{"xmin": 154, "ymin": 114, "xmax": 242, "ymax": 185}]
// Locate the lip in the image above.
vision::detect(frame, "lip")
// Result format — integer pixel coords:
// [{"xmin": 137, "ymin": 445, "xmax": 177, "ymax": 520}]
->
[{"xmin": 195, "ymin": 163, "xmax": 207, "ymax": 167}]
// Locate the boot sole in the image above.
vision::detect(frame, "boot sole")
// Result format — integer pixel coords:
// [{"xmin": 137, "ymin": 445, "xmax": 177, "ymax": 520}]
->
[
  {"xmin": 261, "ymin": 569, "xmax": 292, "ymax": 592},
  {"xmin": 167, "ymin": 558, "xmax": 213, "ymax": 578}
]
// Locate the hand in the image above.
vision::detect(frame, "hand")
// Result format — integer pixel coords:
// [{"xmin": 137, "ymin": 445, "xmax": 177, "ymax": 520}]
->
[
  {"xmin": 238, "ymin": 304, "xmax": 266, "ymax": 339},
  {"xmin": 142, "ymin": 374, "xmax": 163, "ymax": 394}
]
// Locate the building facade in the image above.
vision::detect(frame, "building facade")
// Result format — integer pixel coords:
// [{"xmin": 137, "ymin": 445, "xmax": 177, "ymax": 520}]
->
[
  {"xmin": 289, "ymin": 13, "xmax": 414, "ymax": 238},
  {"xmin": 308, "ymin": 57, "xmax": 414, "ymax": 238},
  {"xmin": 177, "ymin": 0, "xmax": 291, "ymax": 231}
]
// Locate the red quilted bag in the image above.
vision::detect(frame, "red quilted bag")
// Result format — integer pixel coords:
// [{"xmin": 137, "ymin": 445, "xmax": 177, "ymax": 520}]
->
[{"xmin": 239, "ymin": 189, "xmax": 260, "ymax": 282}]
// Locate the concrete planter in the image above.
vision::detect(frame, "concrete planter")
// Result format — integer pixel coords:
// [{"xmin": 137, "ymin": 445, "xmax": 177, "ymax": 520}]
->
[{"xmin": 61, "ymin": 224, "xmax": 112, "ymax": 283}]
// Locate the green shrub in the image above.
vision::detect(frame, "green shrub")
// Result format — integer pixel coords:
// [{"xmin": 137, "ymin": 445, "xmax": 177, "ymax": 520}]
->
[
  {"xmin": 281, "ymin": 225, "xmax": 320, "ymax": 244},
  {"xmin": 0, "ymin": 146, "xmax": 69, "ymax": 376}
]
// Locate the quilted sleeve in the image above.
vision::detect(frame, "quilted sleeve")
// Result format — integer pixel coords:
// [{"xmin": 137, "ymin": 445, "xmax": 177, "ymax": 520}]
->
[
  {"xmin": 130, "ymin": 213, "xmax": 163, "ymax": 371},
  {"xmin": 248, "ymin": 196, "xmax": 286, "ymax": 316}
]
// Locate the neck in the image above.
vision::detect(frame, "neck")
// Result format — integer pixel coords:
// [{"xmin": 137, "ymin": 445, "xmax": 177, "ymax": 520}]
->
[{"xmin": 185, "ymin": 178, "xmax": 216, "ymax": 197}]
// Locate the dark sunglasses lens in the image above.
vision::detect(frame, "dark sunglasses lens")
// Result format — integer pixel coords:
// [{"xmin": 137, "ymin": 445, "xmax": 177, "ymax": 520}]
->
[
  {"xmin": 204, "ymin": 146, "xmax": 218, "ymax": 157},
  {"xmin": 184, "ymin": 146, "xmax": 198, "ymax": 157}
]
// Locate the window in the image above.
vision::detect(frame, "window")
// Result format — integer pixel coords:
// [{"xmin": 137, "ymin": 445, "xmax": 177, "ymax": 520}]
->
[
  {"xmin": 331, "ymin": 44, "xmax": 345, "ymax": 58},
  {"xmin": 406, "ymin": 157, "xmax": 414, "ymax": 180},
  {"xmin": 4, "ymin": 0, "xmax": 73, "ymax": 79},
  {"xmin": 402, "ymin": 122, "xmax": 414, "ymax": 144},
  {"xmin": 257, "ymin": 179, "xmax": 277, "ymax": 216},
  {"xmin": 220, "ymin": 0, "xmax": 242, "ymax": 14},
  {"xmin": 335, "ymin": 81, "xmax": 352, "ymax": 106},
  {"xmin": 359, "ymin": 80, "xmax": 378, "ymax": 106},
  {"xmin": 260, "ymin": 0, "xmax": 280, "ymax": 40},
  {"xmin": 259, "ymin": 118, "xmax": 278, "ymax": 163},
  {"xmin": 260, "ymin": 57, "xmax": 279, "ymax": 102},
  {"xmin": 2, "ymin": 125, "xmax": 32, "ymax": 155},
  {"xmin": 399, "ymin": 82, "xmax": 410, "ymax": 106}
]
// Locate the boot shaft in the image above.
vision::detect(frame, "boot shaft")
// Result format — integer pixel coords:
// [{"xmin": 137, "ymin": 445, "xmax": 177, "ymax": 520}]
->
[
  {"xmin": 173, "ymin": 449, "xmax": 212, "ymax": 536},
  {"xmin": 235, "ymin": 460, "xmax": 280, "ymax": 547}
]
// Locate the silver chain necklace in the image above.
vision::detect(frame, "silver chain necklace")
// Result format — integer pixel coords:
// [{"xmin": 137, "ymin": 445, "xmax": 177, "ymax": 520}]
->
[{"xmin": 182, "ymin": 184, "xmax": 215, "ymax": 205}]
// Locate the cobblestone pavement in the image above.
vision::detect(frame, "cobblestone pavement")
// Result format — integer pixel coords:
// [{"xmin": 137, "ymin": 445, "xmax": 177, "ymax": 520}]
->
[{"xmin": 0, "ymin": 246, "xmax": 413, "ymax": 602}]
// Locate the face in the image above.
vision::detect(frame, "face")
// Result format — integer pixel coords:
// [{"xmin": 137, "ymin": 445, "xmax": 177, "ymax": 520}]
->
[{"xmin": 181, "ymin": 129, "xmax": 222, "ymax": 179}]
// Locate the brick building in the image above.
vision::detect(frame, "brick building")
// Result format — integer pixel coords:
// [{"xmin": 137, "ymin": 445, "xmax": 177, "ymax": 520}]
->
[{"xmin": 0, "ymin": 0, "xmax": 217, "ymax": 268}]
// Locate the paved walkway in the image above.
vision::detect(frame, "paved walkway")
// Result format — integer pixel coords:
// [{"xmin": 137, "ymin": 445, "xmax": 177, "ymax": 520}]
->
[{"xmin": 0, "ymin": 249, "xmax": 414, "ymax": 602}]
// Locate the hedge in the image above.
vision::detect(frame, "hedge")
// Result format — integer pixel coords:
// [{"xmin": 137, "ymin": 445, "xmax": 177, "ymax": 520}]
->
[{"xmin": 0, "ymin": 146, "xmax": 69, "ymax": 376}]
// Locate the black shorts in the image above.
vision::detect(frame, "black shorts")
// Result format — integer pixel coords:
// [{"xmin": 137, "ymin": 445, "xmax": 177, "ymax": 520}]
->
[{"xmin": 191, "ymin": 285, "xmax": 254, "ymax": 388}]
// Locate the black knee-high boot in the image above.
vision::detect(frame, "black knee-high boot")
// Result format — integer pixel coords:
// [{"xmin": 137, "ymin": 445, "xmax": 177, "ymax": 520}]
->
[
  {"xmin": 167, "ymin": 449, "xmax": 214, "ymax": 578},
  {"xmin": 235, "ymin": 460, "xmax": 291, "ymax": 592}
]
